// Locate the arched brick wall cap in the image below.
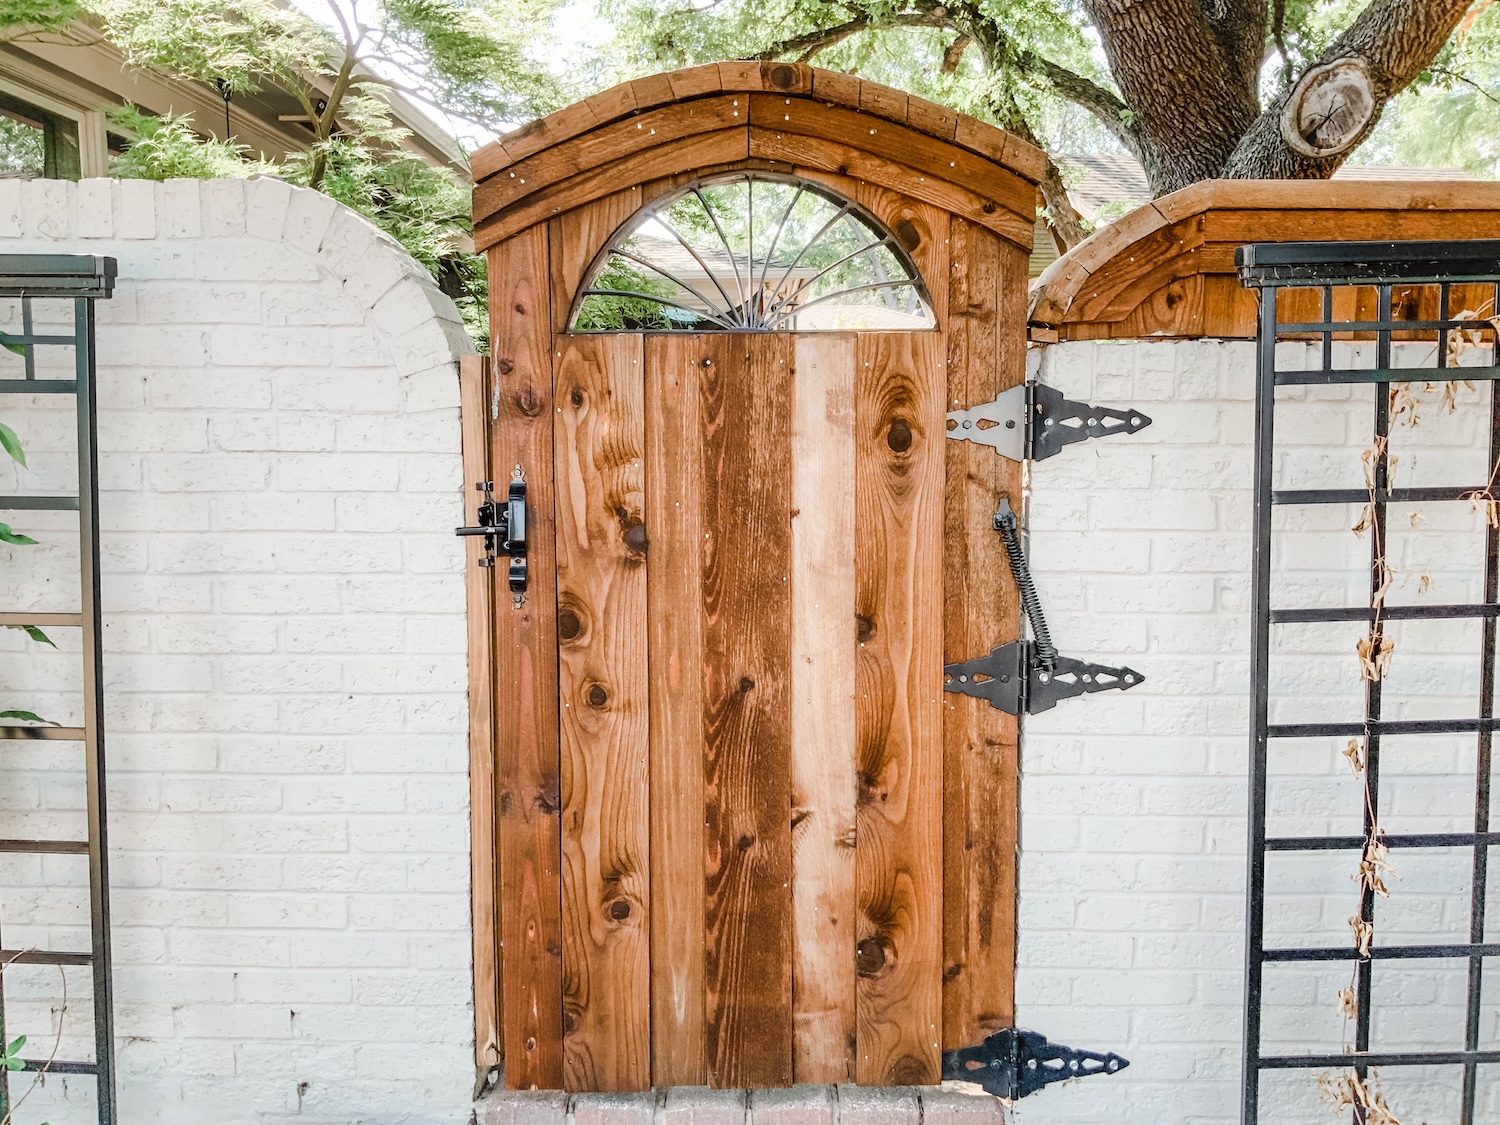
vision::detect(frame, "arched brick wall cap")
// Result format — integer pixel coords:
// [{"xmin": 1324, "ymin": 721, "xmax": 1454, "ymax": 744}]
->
[
  {"xmin": 1028, "ymin": 179, "xmax": 1500, "ymax": 340},
  {"xmin": 470, "ymin": 61, "xmax": 1046, "ymax": 253}
]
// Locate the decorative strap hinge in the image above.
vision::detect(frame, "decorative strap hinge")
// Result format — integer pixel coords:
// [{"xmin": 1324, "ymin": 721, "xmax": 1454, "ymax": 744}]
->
[
  {"xmin": 942, "ymin": 1027, "xmax": 1129, "ymax": 1100},
  {"xmin": 946, "ymin": 381, "xmax": 1152, "ymax": 463},
  {"xmin": 455, "ymin": 466, "xmax": 528, "ymax": 599},
  {"xmin": 943, "ymin": 498, "xmax": 1144, "ymax": 715}
]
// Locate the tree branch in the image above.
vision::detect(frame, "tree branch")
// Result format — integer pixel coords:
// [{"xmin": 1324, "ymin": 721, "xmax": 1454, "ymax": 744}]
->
[
  {"xmin": 1223, "ymin": 0, "xmax": 1476, "ymax": 179},
  {"xmin": 754, "ymin": 11, "xmax": 950, "ymax": 61}
]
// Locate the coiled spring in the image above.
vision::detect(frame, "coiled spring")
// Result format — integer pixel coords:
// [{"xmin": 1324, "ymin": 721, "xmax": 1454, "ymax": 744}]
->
[{"xmin": 993, "ymin": 497, "xmax": 1057, "ymax": 671}]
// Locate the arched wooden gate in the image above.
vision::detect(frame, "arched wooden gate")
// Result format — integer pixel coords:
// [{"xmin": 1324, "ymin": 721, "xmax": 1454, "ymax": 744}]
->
[{"xmin": 465, "ymin": 62, "xmax": 1042, "ymax": 1093}]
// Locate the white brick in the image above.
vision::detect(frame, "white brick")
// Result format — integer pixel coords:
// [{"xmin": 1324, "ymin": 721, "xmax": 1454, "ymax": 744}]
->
[
  {"xmin": 120, "ymin": 177, "xmax": 157, "ymax": 238},
  {"xmin": 78, "ymin": 177, "xmax": 114, "ymax": 237}
]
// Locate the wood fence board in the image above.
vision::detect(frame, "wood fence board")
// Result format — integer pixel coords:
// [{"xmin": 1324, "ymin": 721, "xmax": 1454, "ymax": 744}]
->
[
  {"xmin": 489, "ymin": 224, "xmax": 565, "ymax": 1090},
  {"xmin": 853, "ymin": 331, "xmax": 945, "ymax": 1086},
  {"xmin": 747, "ymin": 97, "xmax": 1036, "ymax": 228},
  {"xmin": 461, "ymin": 354, "xmax": 503, "ymax": 1070},
  {"xmin": 476, "ymin": 130, "xmax": 752, "ymax": 252},
  {"xmin": 474, "ymin": 98, "xmax": 748, "ymax": 224},
  {"xmin": 701, "ymin": 335, "xmax": 796, "ymax": 1089},
  {"xmin": 554, "ymin": 333, "xmax": 652, "ymax": 1091},
  {"xmin": 789, "ymin": 333, "xmax": 858, "ymax": 1084},
  {"xmin": 941, "ymin": 222, "xmax": 1021, "ymax": 1047},
  {"xmin": 746, "ymin": 130, "xmax": 1033, "ymax": 251},
  {"xmin": 549, "ymin": 190, "xmax": 651, "ymax": 334},
  {"xmin": 644, "ymin": 333, "xmax": 708, "ymax": 1088}
]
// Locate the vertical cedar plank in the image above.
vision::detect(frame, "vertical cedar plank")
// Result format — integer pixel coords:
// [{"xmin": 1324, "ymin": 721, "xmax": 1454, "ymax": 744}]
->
[
  {"xmin": 702, "ymin": 335, "xmax": 795, "ymax": 1089},
  {"xmin": 942, "ymin": 220, "xmax": 1022, "ymax": 1045},
  {"xmin": 555, "ymin": 334, "xmax": 652, "ymax": 1091},
  {"xmin": 489, "ymin": 225, "xmax": 565, "ymax": 1090},
  {"xmin": 854, "ymin": 332, "xmax": 945, "ymax": 1085},
  {"xmin": 461, "ymin": 354, "xmax": 503, "ymax": 1069},
  {"xmin": 789, "ymin": 334, "xmax": 858, "ymax": 1084},
  {"xmin": 645, "ymin": 334, "xmax": 707, "ymax": 1087}
]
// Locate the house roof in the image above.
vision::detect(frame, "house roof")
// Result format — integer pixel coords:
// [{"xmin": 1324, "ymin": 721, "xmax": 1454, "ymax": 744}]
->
[{"xmin": 0, "ymin": 19, "xmax": 466, "ymax": 179}]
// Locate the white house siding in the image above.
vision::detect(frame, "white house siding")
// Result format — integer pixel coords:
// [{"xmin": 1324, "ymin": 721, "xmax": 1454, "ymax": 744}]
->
[
  {"xmin": 0, "ymin": 178, "xmax": 474, "ymax": 1124},
  {"xmin": 1014, "ymin": 337, "xmax": 1500, "ymax": 1125}
]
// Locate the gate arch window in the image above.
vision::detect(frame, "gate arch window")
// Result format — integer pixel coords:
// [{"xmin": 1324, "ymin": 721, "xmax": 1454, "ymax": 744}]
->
[{"xmin": 570, "ymin": 173, "xmax": 934, "ymax": 332}]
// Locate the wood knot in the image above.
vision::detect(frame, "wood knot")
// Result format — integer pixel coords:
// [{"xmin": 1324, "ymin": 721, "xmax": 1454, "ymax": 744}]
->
[
  {"xmin": 516, "ymin": 386, "xmax": 543, "ymax": 417},
  {"xmin": 622, "ymin": 521, "xmax": 648, "ymax": 555},
  {"xmin": 855, "ymin": 614, "xmax": 874, "ymax": 643},
  {"xmin": 770, "ymin": 64, "xmax": 798, "ymax": 90},
  {"xmin": 570, "ymin": 386, "xmax": 585, "ymax": 407},
  {"xmin": 514, "ymin": 303, "xmax": 526, "ymax": 315},
  {"xmin": 557, "ymin": 609, "xmax": 582, "ymax": 641},
  {"xmin": 895, "ymin": 219, "xmax": 921, "ymax": 251},
  {"xmin": 537, "ymin": 778, "xmax": 561, "ymax": 814},
  {"xmin": 562, "ymin": 1011, "xmax": 577, "ymax": 1034},
  {"xmin": 587, "ymin": 684, "xmax": 608, "ymax": 708},
  {"xmin": 739, "ymin": 676, "xmax": 755, "ymax": 693},
  {"xmin": 982, "ymin": 201, "xmax": 998, "ymax": 215},
  {"xmin": 737, "ymin": 834, "xmax": 754, "ymax": 852},
  {"xmin": 887, "ymin": 417, "xmax": 912, "ymax": 453},
  {"xmin": 497, "ymin": 358, "xmax": 514, "ymax": 375},
  {"xmin": 608, "ymin": 899, "xmax": 632, "ymax": 921},
  {"xmin": 856, "ymin": 937, "xmax": 888, "ymax": 977}
]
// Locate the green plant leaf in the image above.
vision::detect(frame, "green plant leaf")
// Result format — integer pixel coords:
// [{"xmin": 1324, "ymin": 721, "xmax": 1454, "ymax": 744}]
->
[
  {"xmin": 0, "ymin": 420, "xmax": 24, "ymax": 467},
  {"xmin": 0, "ymin": 333, "xmax": 26, "ymax": 358},
  {"xmin": 5, "ymin": 1034, "xmax": 24, "ymax": 1055},
  {"xmin": 0, "ymin": 522, "xmax": 36, "ymax": 546},
  {"xmin": 0, "ymin": 709, "xmax": 58, "ymax": 725},
  {"xmin": 5, "ymin": 624, "xmax": 55, "ymax": 647}
]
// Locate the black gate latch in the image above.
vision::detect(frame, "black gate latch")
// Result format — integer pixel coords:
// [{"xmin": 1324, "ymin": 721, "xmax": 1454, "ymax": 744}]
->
[
  {"xmin": 942, "ymin": 1027, "xmax": 1129, "ymax": 1100},
  {"xmin": 943, "ymin": 498, "xmax": 1143, "ymax": 714},
  {"xmin": 456, "ymin": 467, "xmax": 527, "ymax": 596}
]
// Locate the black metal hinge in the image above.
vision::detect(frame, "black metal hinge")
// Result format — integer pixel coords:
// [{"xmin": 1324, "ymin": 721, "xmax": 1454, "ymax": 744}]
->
[
  {"xmin": 943, "ymin": 498, "xmax": 1143, "ymax": 715},
  {"xmin": 942, "ymin": 1027, "xmax": 1129, "ymax": 1100},
  {"xmin": 456, "ymin": 466, "xmax": 528, "ymax": 599},
  {"xmin": 946, "ymin": 381, "xmax": 1151, "ymax": 462}
]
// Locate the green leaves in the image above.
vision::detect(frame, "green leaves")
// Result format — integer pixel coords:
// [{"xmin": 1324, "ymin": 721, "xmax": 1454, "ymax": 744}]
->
[
  {"xmin": 0, "ymin": 522, "xmax": 36, "ymax": 546},
  {"xmin": 0, "ymin": 419, "xmax": 25, "ymax": 466},
  {"xmin": 0, "ymin": 710, "xmax": 58, "ymax": 725},
  {"xmin": 106, "ymin": 106, "xmax": 267, "ymax": 181},
  {"xmin": 3, "ymin": 1033, "xmax": 26, "ymax": 1070}
]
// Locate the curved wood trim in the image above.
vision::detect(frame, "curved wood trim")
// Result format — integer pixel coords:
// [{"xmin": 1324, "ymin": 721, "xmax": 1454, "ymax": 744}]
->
[
  {"xmin": 1028, "ymin": 180, "xmax": 1500, "ymax": 339},
  {"xmin": 475, "ymin": 126, "xmax": 1038, "ymax": 253},
  {"xmin": 472, "ymin": 62, "xmax": 1045, "ymax": 189}
]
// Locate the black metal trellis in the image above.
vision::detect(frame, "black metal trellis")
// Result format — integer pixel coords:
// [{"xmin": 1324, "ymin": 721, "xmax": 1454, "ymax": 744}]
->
[
  {"xmin": 1238, "ymin": 239, "xmax": 1500, "ymax": 1125},
  {"xmin": 0, "ymin": 255, "xmax": 117, "ymax": 1124}
]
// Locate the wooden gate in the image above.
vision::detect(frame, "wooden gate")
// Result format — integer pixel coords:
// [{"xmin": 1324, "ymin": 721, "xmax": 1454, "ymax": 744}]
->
[{"xmin": 464, "ymin": 62, "xmax": 1043, "ymax": 1092}]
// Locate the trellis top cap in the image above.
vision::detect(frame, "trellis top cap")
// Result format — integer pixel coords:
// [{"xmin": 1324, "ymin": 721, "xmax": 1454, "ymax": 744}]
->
[{"xmin": 0, "ymin": 254, "xmax": 116, "ymax": 298}]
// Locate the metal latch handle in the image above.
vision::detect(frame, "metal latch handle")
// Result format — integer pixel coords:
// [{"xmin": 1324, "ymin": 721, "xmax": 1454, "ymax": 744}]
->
[{"xmin": 455, "ymin": 467, "xmax": 528, "ymax": 597}]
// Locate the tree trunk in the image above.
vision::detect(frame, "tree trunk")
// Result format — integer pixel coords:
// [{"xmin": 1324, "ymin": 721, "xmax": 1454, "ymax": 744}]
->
[
  {"xmin": 1082, "ymin": 0, "xmax": 1264, "ymax": 193},
  {"xmin": 1222, "ymin": 0, "xmax": 1475, "ymax": 179}
]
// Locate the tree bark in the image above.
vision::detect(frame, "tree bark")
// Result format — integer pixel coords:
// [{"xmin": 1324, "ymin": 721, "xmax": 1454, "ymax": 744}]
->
[
  {"xmin": 1222, "ymin": 0, "xmax": 1475, "ymax": 179},
  {"xmin": 1082, "ymin": 0, "xmax": 1263, "ymax": 193}
]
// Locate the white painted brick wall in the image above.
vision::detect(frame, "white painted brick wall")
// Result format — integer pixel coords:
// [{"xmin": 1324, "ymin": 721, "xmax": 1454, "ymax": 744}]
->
[
  {"xmin": 1014, "ymin": 337, "xmax": 1500, "ymax": 1124},
  {"xmin": 0, "ymin": 178, "xmax": 474, "ymax": 1124}
]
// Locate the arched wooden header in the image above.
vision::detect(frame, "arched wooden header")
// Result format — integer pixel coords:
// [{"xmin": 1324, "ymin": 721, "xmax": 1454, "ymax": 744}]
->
[
  {"xmin": 470, "ymin": 60, "xmax": 1045, "ymax": 253},
  {"xmin": 1028, "ymin": 181, "xmax": 1500, "ymax": 340}
]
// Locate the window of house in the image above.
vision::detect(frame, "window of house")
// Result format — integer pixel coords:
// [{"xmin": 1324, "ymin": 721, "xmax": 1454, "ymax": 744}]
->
[{"xmin": 0, "ymin": 90, "xmax": 81, "ymax": 180}]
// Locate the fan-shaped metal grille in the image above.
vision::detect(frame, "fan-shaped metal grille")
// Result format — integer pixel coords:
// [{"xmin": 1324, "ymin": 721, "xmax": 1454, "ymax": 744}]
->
[{"xmin": 570, "ymin": 173, "xmax": 934, "ymax": 332}]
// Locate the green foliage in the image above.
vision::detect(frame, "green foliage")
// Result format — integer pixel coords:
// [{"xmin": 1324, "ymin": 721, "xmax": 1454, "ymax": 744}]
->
[
  {"xmin": 107, "ymin": 105, "xmax": 265, "ymax": 180},
  {"xmin": 0, "ymin": 709, "xmax": 57, "ymax": 725},
  {"xmin": 2, "ymin": 1033, "xmax": 26, "ymax": 1070},
  {"xmin": 0, "ymin": 522, "xmax": 36, "ymax": 546},
  {"xmin": 5, "ymin": 624, "xmax": 54, "ymax": 646},
  {"xmin": 574, "ymin": 261, "xmax": 673, "ymax": 330},
  {"xmin": 0, "ymin": 0, "xmax": 80, "ymax": 34},
  {"xmin": 0, "ymin": 420, "xmax": 25, "ymax": 467}
]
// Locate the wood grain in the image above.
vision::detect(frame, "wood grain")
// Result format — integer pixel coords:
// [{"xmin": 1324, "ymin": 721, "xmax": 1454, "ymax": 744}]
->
[
  {"xmin": 489, "ymin": 224, "xmax": 565, "ymax": 1090},
  {"xmin": 474, "ymin": 98, "xmax": 750, "ymax": 225},
  {"xmin": 789, "ymin": 333, "xmax": 858, "ymax": 1084},
  {"xmin": 941, "ymin": 221, "xmax": 1021, "ymax": 1048},
  {"xmin": 549, "ymin": 190, "xmax": 654, "ymax": 334},
  {"xmin": 853, "ymin": 331, "xmax": 946, "ymax": 1086},
  {"xmin": 460, "ymin": 354, "xmax": 503, "ymax": 1071},
  {"xmin": 644, "ymin": 333, "xmax": 708, "ymax": 1087},
  {"xmin": 701, "ymin": 334, "xmax": 796, "ymax": 1089},
  {"xmin": 554, "ymin": 333, "xmax": 652, "ymax": 1092}
]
